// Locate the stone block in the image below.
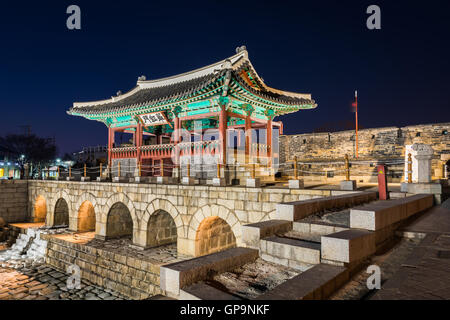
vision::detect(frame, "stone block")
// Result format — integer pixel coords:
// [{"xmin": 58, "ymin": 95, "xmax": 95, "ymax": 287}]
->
[
  {"xmin": 80, "ymin": 177, "xmax": 91, "ymax": 182},
  {"xmin": 181, "ymin": 177, "xmax": 195, "ymax": 185},
  {"xmin": 160, "ymin": 247, "xmax": 258, "ymax": 297},
  {"xmin": 255, "ymin": 264, "xmax": 347, "ymax": 300},
  {"xmin": 350, "ymin": 194, "xmax": 433, "ymax": 231},
  {"xmin": 262, "ymin": 236, "xmax": 321, "ymax": 265},
  {"xmin": 180, "ymin": 282, "xmax": 241, "ymax": 300},
  {"xmin": 156, "ymin": 176, "xmax": 169, "ymax": 184},
  {"xmin": 113, "ymin": 177, "xmax": 128, "ymax": 183},
  {"xmin": 212, "ymin": 178, "xmax": 226, "ymax": 187},
  {"xmin": 340, "ymin": 180, "xmax": 357, "ymax": 191},
  {"xmin": 133, "ymin": 176, "xmax": 153, "ymax": 183},
  {"xmin": 246, "ymin": 178, "xmax": 261, "ymax": 188},
  {"xmin": 288, "ymin": 179, "xmax": 304, "ymax": 189},
  {"xmin": 321, "ymin": 230, "xmax": 375, "ymax": 264}
]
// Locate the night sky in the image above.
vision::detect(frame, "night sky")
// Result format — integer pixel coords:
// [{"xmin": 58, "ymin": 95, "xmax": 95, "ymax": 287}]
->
[{"xmin": 0, "ymin": 0, "xmax": 449, "ymax": 156}]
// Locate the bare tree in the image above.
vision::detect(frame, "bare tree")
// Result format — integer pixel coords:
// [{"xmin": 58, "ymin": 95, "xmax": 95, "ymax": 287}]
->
[{"xmin": 0, "ymin": 134, "xmax": 57, "ymax": 178}]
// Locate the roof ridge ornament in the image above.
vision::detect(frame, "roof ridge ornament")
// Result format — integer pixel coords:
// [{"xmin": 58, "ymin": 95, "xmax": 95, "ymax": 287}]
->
[
  {"xmin": 235, "ymin": 45, "xmax": 247, "ymax": 54},
  {"xmin": 138, "ymin": 75, "xmax": 146, "ymax": 81}
]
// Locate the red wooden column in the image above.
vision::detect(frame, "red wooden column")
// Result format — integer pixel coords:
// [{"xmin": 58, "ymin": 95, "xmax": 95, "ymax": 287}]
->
[
  {"xmin": 219, "ymin": 105, "xmax": 227, "ymax": 164},
  {"xmin": 267, "ymin": 117, "xmax": 273, "ymax": 167},
  {"xmin": 173, "ymin": 115, "xmax": 180, "ymax": 166},
  {"xmin": 136, "ymin": 124, "xmax": 142, "ymax": 165},
  {"xmin": 245, "ymin": 116, "xmax": 252, "ymax": 164},
  {"xmin": 108, "ymin": 126, "xmax": 114, "ymax": 167}
]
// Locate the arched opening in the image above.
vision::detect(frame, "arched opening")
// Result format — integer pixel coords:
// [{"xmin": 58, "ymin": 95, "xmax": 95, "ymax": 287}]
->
[
  {"xmin": 146, "ymin": 210, "xmax": 177, "ymax": 248},
  {"xmin": 77, "ymin": 201, "xmax": 96, "ymax": 232},
  {"xmin": 54, "ymin": 198, "xmax": 69, "ymax": 226},
  {"xmin": 195, "ymin": 216, "xmax": 236, "ymax": 257},
  {"xmin": 34, "ymin": 196, "xmax": 47, "ymax": 223},
  {"xmin": 106, "ymin": 202, "xmax": 133, "ymax": 239}
]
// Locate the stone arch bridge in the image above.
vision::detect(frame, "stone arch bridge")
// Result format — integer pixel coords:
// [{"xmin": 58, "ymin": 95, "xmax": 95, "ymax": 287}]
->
[{"xmin": 28, "ymin": 180, "xmax": 330, "ymax": 257}]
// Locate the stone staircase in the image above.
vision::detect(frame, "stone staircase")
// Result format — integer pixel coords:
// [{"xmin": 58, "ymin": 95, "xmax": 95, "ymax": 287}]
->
[
  {"xmin": 161, "ymin": 191, "xmax": 436, "ymax": 300},
  {"xmin": 242, "ymin": 191, "xmax": 378, "ymax": 269}
]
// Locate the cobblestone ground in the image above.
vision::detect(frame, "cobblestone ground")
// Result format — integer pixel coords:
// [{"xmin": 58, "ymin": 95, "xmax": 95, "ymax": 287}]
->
[
  {"xmin": 330, "ymin": 237, "xmax": 421, "ymax": 300},
  {"xmin": 0, "ymin": 258, "xmax": 127, "ymax": 300}
]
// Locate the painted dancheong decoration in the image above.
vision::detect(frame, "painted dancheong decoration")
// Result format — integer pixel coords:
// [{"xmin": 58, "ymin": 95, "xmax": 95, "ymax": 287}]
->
[{"xmin": 67, "ymin": 46, "xmax": 317, "ymax": 178}]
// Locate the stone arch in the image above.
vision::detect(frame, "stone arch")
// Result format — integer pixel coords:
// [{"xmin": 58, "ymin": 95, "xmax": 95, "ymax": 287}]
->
[
  {"xmin": 77, "ymin": 201, "xmax": 96, "ymax": 232},
  {"xmin": 74, "ymin": 193, "xmax": 101, "ymax": 224},
  {"xmin": 142, "ymin": 199, "xmax": 183, "ymax": 235},
  {"xmin": 146, "ymin": 210, "xmax": 177, "ymax": 247},
  {"xmin": 106, "ymin": 202, "xmax": 134, "ymax": 239},
  {"xmin": 53, "ymin": 198, "xmax": 69, "ymax": 226},
  {"xmin": 194, "ymin": 216, "xmax": 236, "ymax": 256},
  {"xmin": 103, "ymin": 193, "xmax": 138, "ymax": 228},
  {"xmin": 187, "ymin": 204, "xmax": 242, "ymax": 256},
  {"xmin": 33, "ymin": 195, "xmax": 47, "ymax": 223},
  {"xmin": 48, "ymin": 189, "xmax": 71, "ymax": 226}
]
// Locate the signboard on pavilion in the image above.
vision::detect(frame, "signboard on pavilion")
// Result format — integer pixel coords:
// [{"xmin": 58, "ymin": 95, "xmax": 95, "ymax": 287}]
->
[{"xmin": 138, "ymin": 111, "xmax": 169, "ymax": 126}]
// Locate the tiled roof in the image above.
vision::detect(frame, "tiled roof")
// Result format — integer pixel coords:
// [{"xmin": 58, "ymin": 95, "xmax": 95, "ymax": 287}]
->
[{"xmin": 68, "ymin": 49, "xmax": 316, "ymax": 117}]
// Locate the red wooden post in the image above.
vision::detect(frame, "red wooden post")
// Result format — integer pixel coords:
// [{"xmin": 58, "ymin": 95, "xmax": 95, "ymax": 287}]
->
[
  {"xmin": 108, "ymin": 127, "xmax": 113, "ymax": 167},
  {"xmin": 245, "ymin": 115, "xmax": 251, "ymax": 164},
  {"xmin": 377, "ymin": 164, "xmax": 389, "ymax": 200},
  {"xmin": 136, "ymin": 124, "xmax": 142, "ymax": 165},
  {"xmin": 267, "ymin": 117, "xmax": 272, "ymax": 167},
  {"xmin": 219, "ymin": 106, "xmax": 227, "ymax": 164}
]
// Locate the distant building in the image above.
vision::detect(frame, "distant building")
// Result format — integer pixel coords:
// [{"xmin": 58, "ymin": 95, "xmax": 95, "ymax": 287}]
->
[
  {"xmin": 73, "ymin": 145, "xmax": 107, "ymax": 165},
  {"xmin": 0, "ymin": 155, "xmax": 20, "ymax": 179}
]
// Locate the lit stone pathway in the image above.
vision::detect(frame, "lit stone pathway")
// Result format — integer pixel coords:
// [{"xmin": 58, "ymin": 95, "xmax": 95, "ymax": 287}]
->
[{"xmin": 0, "ymin": 260, "xmax": 127, "ymax": 300}]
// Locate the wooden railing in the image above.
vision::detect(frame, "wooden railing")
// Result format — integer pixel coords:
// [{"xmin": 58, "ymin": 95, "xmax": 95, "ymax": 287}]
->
[
  {"xmin": 178, "ymin": 140, "xmax": 219, "ymax": 156},
  {"xmin": 110, "ymin": 146, "xmax": 138, "ymax": 159},
  {"xmin": 251, "ymin": 143, "xmax": 269, "ymax": 157},
  {"xmin": 140, "ymin": 144, "xmax": 174, "ymax": 159}
]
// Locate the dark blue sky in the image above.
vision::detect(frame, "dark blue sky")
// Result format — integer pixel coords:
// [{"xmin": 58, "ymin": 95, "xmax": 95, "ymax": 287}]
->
[{"xmin": 1, "ymin": 0, "xmax": 449, "ymax": 156}]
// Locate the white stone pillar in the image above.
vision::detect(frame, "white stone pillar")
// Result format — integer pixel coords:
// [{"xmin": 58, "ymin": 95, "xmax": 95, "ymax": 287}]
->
[{"xmin": 404, "ymin": 144, "xmax": 433, "ymax": 183}]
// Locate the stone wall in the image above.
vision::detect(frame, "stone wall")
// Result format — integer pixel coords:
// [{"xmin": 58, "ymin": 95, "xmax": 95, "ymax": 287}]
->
[
  {"xmin": 0, "ymin": 180, "xmax": 28, "ymax": 223},
  {"xmin": 279, "ymin": 122, "xmax": 450, "ymax": 181},
  {"xmin": 45, "ymin": 236, "xmax": 162, "ymax": 299}
]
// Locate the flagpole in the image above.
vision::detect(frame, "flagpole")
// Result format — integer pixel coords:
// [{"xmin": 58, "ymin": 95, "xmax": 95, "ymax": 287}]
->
[{"xmin": 355, "ymin": 90, "xmax": 359, "ymax": 158}]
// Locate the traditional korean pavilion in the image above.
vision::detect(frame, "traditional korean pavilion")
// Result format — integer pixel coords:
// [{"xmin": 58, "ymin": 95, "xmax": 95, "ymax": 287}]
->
[{"xmin": 68, "ymin": 47, "xmax": 317, "ymax": 181}]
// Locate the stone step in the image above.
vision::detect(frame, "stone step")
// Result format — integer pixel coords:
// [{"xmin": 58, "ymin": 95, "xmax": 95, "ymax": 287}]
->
[
  {"xmin": 160, "ymin": 247, "xmax": 259, "ymax": 298},
  {"xmin": 321, "ymin": 229, "xmax": 375, "ymax": 265},
  {"xmin": 283, "ymin": 231, "xmax": 322, "ymax": 243},
  {"xmin": 260, "ymin": 236, "xmax": 321, "ymax": 267},
  {"xmin": 292, "ymin": 221, "xmax": 349, "ymax": 237},
  {"xmin": 276, "ymin": 191, "xmax": 377, "ymax": 221},
  {"xmin": 350, "ymin": 194, "xmax": 434, "ymax": 231},
  {"xmin": 180, "ymin": 282, "xmax": 242, "ymax": 300},
  {"xmin": 242, "ymin": 220, "xmax": 292, "ymax": 249},
  {"xmin": 254, "ymin": 264, "xmax": 349, "ymax": 300}
]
